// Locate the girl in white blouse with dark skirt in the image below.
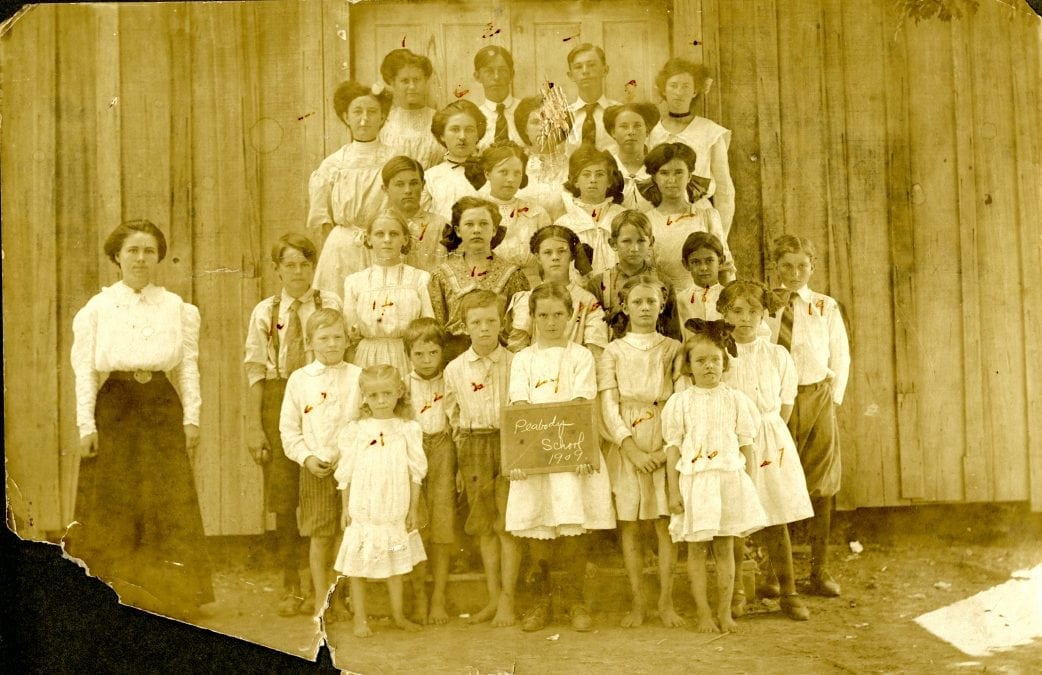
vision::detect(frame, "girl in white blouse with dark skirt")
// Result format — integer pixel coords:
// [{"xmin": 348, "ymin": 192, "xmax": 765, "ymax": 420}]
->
[{"xmin": 68, "ymin": 220, "xmax": 212, "ymax": 620}]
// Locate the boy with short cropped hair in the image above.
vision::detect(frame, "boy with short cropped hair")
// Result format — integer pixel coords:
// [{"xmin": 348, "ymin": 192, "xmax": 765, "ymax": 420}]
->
[
  {"xmin": 280, "ymin": 308, "xmax": 361, "ymax": 617},
  {"xmin": 243, "ymin": 233, "xmax": 342, "ymax": 616},
  {"xmin": 403, "ymin": 317, "xmax": 457, "ymax": 625},
  {"xmin": 442, "ymin": 290, "xmax": 520, "ymax": 627},
  {"xmin": 767, "ymin": 234, "xmax": 850, "ymax": 597}
]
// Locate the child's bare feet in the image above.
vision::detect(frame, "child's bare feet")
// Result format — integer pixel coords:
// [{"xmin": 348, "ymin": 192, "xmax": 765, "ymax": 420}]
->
[
  {"xmin": 468, "ymin": 600, "xmax": 498, "ymax": 624},
  {"xmin": 620, "ymin": 599, "xmax": 645, "ymax": 628},
  {"xmin": 491, "ymin": 593, "xmax": 516, "ymax": 627},
  {"xmin": 428, "ymin": 598, "xmax": 450, "ymax": 625},
  {"xmin": 394, "ymin": 615, "xmax": 423, "ymax": 632},
  {"xmin": 694, "ymin": 610, "xmax": 718, "ymax": 633},
  {"xmin": 658, "ymin": 601, "xmax": 686, "ymax": 628},
  {"xmin": 353, "ymin": 618, "xmax": 373, "ymax": 638},
  {"xmin": 717, "ymin": 611, "xmax": 739, "ymax": 633},
  {"xmin": 411, "ymin": 591, "xmax": 430, "ymax": 625}
]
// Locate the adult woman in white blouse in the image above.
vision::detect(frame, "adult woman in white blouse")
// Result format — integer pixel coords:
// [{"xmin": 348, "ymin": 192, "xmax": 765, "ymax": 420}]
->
[{"xmin": 67, "ymin": 220, "xmax": 213, "ymax": 620}]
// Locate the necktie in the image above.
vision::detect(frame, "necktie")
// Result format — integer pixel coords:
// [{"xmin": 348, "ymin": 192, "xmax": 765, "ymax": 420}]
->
[
  {"xmin": 284, "ymin": 299, "xmax": 306, "ymax": 374},
  {"xmin": 581, "ymin": 103, "xmax": 597, "ymax": 146},
  {"xmin": 774, "ymin": 289, "xmax": 795, "ymax": 352},
  {"xmin": 494, "ymin": 102, "xmax": 508, "ymax": 143}
]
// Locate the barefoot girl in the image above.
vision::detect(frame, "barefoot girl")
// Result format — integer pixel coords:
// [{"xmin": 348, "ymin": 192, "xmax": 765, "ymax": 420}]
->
[
  {"xmin": 342, "ymin": 210, "xmax": 434, "ymax": 376},
  {"xmin": 378, "ymin": 49, "xmax": 444, "ymax": 169},
  {"xmin": 309, "ymin": 81, "xmax": 397, "ymax": 298},
  {"xmin": 642, "ymin": 142, "xmax": 733, "ymax": 292},
  {"xmin": 477, "ymin": 141, "xmax": 552, "ymax": 285},
  {"xmin": 718, "ymin": 281, "xmax": 813, "ymax": 621},
  {"xmin": 507, "ymin": 282, "xmax": 616, "ymax": 632},
  {"xmin": 507, "ymin": 225, "xmax": 606, "ymax": 356},
  {"xmin": 599, "ymin": 275, "xmax": 684, "ymax": 628},
  {"xmin": 380, "ymin": 156, "xmax": 448, "ymax": 273},
  {"xmin": 554, "ymin": 144, "xmax": 627, "ymax": 276},
  {"xmin": 428, "ymin": 196, "xmax": 530, "ymax": 359},
  {"xmin": 335, "ymin": 365, "xmax": 428, "ymax": 637},
  {"xmin": 663, "ymin": 319, "xmax": 766, "ymax": 633}
]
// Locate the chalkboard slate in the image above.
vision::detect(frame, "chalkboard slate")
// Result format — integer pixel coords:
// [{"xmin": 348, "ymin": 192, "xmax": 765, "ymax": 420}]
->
[{"xmin": 500, "ymin": 399, "xmax": 599, "ymax": 475}]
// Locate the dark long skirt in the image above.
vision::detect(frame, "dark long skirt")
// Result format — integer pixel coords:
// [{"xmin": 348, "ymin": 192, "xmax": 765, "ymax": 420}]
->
[{"xmin": 65, "ymin": 373, "xmax": 214, "ymax": 615}]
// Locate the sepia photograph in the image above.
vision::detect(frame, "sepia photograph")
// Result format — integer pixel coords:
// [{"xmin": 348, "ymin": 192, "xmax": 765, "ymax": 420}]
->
[{"xmin": 3, "ymin": 0, "xmax": 1041, "ymax": 671}]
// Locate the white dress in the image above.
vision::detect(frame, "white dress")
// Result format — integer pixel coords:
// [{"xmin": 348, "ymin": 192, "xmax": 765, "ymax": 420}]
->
[
  {"xmin": 661, "ymin": 383, "xmax": 767, "ymax": 542},
  {"xmin": 379, "ymin": 106, "xmax": 444, "ymax": 169},
  {"xmin": 554, "ymin": 194, "xmax": 626, "ymax": 277},
  {"xmin": 343, "ymin": 263, "xmax": 434, "ymax": 376},
  {"xmin": 646, "ymin": 206, "xmax": 731, "ymax": 293},
  {"xmin": 723, "ymin": 338, "xmax": 814, "ymax": 526},
  {"xmin": 476, "ymin": 186, "xmax": 550, "ymax": 285},
  {"xmin": 648, "ymin": 117, "xmax": 736, "ymax": 236},
  {"xmin": 507, "ymin": 282, "xmax": 608, "ymax": 353},
  {"xmin": 598, "ymin": 332, "xmax": 682, "ymax": 521},
  {"xmin": 309, "ymin": 140, "xmax": 400, "ymax": 299},
  {"xmin": 676, "ymin": 282, "xmax": 724, "ymax": 334},
  {"xmin": 519, "ymin": 152, "xmax": 568, "ymax": 222},
  {"xmin": 610, "ymin": 150, "xmax": 653, "ymax": 212},
  {"xmin": 506, "ymin": 342, "xmax": 616, "ymax": 538},
  {"xmin": 334, "ymin": 417, "xmax": 428, "ymax": 578},
  {"xmin": 424, "ymin": 160, "xmax": 478, "ymax": 220}
]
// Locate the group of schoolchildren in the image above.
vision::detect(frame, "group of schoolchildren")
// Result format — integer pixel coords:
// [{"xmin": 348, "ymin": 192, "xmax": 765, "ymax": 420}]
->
[{"xmin": 242, "ymin": 41, "xmax": 851, "ymax": 639}]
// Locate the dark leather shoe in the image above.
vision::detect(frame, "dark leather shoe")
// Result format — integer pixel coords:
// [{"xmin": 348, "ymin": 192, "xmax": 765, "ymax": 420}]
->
[
  {"xmin": 569, "ymin": 604, "xmax": 593, "ymax": 632},
  {"xmin": 809, "ymin": 571, "xmax": 841, "ymax": 597},
  {"xmin": 521, "ymin": 598, "xmax": 551, "ymax": 632},
  {"xmin": 780, "ymin": 594, "xmax": 811, "ymax": 621}
]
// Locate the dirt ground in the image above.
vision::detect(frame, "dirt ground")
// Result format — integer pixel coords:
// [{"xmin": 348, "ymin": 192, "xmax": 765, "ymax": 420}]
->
[{"xmin": 188, "ymin": 504, "xmax": 1042, "ymax": 673}]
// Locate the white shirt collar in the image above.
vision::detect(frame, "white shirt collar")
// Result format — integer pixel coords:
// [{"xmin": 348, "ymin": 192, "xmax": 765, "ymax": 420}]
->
[
  {"xmin": 569, "ymin": 95, "xmax": 612, "ymax": 112},
  {"xmin": 111, "ymin": 280, "xmax": 164, "ymax": 304},
  {"xmin": 280, "ymin": 288, "xmax": 318, "ymax": 307},
  {"xmin": 482, "ymin": 96, "xmax": 516, "ymax": 112},
  {"xmin": 465, "ymin": 345, "xmax": 504, "ymax": 363}
]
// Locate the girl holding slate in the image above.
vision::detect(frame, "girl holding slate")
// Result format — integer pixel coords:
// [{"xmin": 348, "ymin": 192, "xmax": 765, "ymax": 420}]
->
[
  {"xmin": 506, "ymin": 281, "xmax": 616, "ymax": 633},
  {"xmin": 598, "ymin": 275, "xmax": 685, "ymax": 628}
]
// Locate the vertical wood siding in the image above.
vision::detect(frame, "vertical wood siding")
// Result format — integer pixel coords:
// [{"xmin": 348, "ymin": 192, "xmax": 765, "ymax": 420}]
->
[{"xmin": 3, "ymin": 0, "xmax": 1041, "ymax": 538}]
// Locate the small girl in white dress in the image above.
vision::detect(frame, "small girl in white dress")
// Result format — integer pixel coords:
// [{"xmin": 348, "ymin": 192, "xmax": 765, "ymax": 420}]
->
[
  {"xmin": 342, "ymin": 210, "xmax": 434, "ymax": 376},
  {"xmin": 335, "ymin": 365, "xmax": 428, "ymax": 638},
  {"xmin": 507, "ymin": 282, "xmax": 616, "ymax": 633},
  {"xmin": 663, "ymin": 319, "xmax": 766, "ymax": 633},
  {"xmin": 719, "ymin": 281, "xmax": 813, "ymax": 621},
  {"xmin": 598, "ymin": 274, "xmax": 684, "ymax": 628}
]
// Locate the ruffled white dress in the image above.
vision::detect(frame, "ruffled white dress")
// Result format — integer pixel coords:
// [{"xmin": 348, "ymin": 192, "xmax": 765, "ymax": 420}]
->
[
  {"xmin": 519, "ymin": 152, "xmax": 568, "ymax": 221},
  {"xmin": 379, "ymin": 106, "xmax": 444, "ymax": 169},
  {"xmin": 506, "ymin": 342, "xmax": 616, "ymax": 538},
  {"xmin": 662, "ymin": 383, "xmax": 767, "ymax": 542},
  {"xmin": 334, "ymin": 417, "xmax": 428, "ymax": 579},
  {"xmin": 343, "ymin": 263, "xmax": 434, "ymax": 376},
  {"xmin": 724, "ymin": 338, "xmax": 814, "ymax": 526},
  {"xmin": 554, "ymin": 194, "xmax": 627, "ymax": 277}
]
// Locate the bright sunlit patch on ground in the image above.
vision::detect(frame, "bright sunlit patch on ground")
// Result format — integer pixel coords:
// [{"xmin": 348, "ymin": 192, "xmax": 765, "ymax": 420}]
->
[{"xmin": 915, "ymin": 564, "xmax": 1042, "ymax": 657}]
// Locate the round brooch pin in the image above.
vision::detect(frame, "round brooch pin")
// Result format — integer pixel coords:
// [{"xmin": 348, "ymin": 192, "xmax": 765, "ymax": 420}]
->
[{"xmin": 133, "ymin": 371, "xmax": 153, "ymax": 384}]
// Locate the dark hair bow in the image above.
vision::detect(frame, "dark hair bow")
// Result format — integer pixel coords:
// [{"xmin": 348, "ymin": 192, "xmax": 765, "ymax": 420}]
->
[
  {"xmin": 684, "ymin": 318, "xmax": 738, "ymax": 357},
  {"xmin": 462, "ymin": 157, "xmax": 487, "ymax": 190}
]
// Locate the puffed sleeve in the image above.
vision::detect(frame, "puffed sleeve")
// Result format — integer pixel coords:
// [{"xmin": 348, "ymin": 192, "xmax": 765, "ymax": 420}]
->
[
  {"xmin": 733, "ymin": 389, "xmax": 761, "ymax": 447},
  {"xmin": 709, "ymin": 130, "xmax": 735, "ymax": 237},
  {"xmin": 306, "ymin": 154, "xmax": 337, "ymax": 239},
  {"xmin": 71, "ymin": 297, "xmax": 100, "ymax": 437},
  {"xmin": 776, "ymin": 345, "xmax": 798, "ymax": 407},
  {"xmin": 506, "ymin": 290, "xmax": 532, "ymax": 353},
  {"xmin": 279, "ymin": 372, "xmax": 311, "ymax": 466},
  {"xmin": 597, "ymin": 346, "xmax": 632, "ymax": 445},
  {"xmin": 416, "ymin": 269, "xmax": 435, "ymax": 318},
  {"xmin": 571, "ymin": 345, "xmax": 598, "ymax": 401},
  {"xmin": 243, "ymin": 299, "xmax": 271, "ymax": 387},
  {"xmin": 175, "ymin": 303, "xmax": 202, "ymax": 428},
  {"xmin": 580, "ymin": 295, "xmax": 608, "ymax": 350},
  {"xmin": 660, "ymin": 392, "xmax": 685, "ymax": 449},
  {"xmin": 828, "ymin": 300, "xmax": 851, "ymax": 406},
  {"xmin": 508, "ymin": 350, "xmax": 531, "ymax": 404},
  {"xmin": 334, "ymin": 421, "xmax": 359, "ymax": 489},
  {"xmin": 404, "ymin": 420, "xmax": 428, "ymax": 484}
]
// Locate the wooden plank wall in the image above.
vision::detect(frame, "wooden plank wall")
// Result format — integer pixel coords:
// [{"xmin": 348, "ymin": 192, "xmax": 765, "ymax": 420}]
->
[
  {"xmin": 704, "ymin": 0, "xmax": 1042, "ymax": 508},
  {"xmin": 2, "ymin": 1, "xmax": 1041, "ymax": 539}
]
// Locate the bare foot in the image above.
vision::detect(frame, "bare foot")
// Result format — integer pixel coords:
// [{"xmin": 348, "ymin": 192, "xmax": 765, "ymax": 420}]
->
[
  {"xmin": 394, "ymin": 615, "xmax": 423, "ymax": 632},
  {"xmin": 694, "ymin": 611, "xmax": 719, "ymax": 633},
  {"xmin": 353, "ymin": 620, "xmax": 373, "ymax": 638},
  {"xmin": 428, "ymin": 600, "xmax": 450, "ymax": 625},
  {"xmin": 658, "ymin": 603, "xmax": 686, "ymax": 628},
  {"xmin": 620, "ymin": 602, "xmax": 645, "ymax": 628},
  {"xmin": 411, "ymin": 592, "xmax": 429, "ymax": 625},
  {"xmin": 718, "ymin": 612, "xmax": 739, "ymax": 633},
  {"xmin": 491, "ymin": 594, "xmax": 516, "ymax": 627},
  {"xmin": 467, "ymin": 601, "xmax": 498, "ymax": 624}
]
